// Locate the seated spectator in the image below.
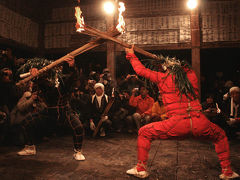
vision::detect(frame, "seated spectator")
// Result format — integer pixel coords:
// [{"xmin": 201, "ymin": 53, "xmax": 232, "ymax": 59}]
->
[
  {"xmin": 118, "ymin": 74, "xmax": 143, "ymax": 94},
  {"xmin": 88, "ymin": 83, "xmax": 112, "ymax": 137},
  {"xmin": 112, "ymin": 90, "xmax": 135, "ymax": 133},
  {"xmin": 129, "ymin": 86, "xmax": 154, "ymax": 130},
  {"xmin": 0, "ymin": 67, "xmax": 24, "ymax": 144},
  {"xmin": 202, "ymin": 94, "xmax": 221, "ymax": 121},
  {"xmin": 222, "ymin": 87, "xmax": 240, "ymax": 126},
  {"xmin": 84, "ymin": 71, "xmax": 99, "ymax": 95},
  {"xmin": 202, "ymin": 93, "xmax": 235, "ymax": 137},
  {"xmin": 10, "ymin": 81, "xmax": 47, "ymax": 126},
  {"xmin": 145, "ymin": 93, "xmax": 167, "ymax": 122},
  {"xmin": 99, "ymin": 68, "xmax": 114, "ymax": 96},
  {"xmin": 221, "ymin": 87, "xmax": 240, "ymax": 139},
  {"xmin": 0, "ymin": 68, "xmax": 21, "ymax": 114}
]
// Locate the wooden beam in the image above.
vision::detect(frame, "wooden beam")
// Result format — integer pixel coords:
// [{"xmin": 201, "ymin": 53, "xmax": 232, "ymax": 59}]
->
[
  {"xmin": 202, "ymin": 41, "xmax": 240, "ymax": 49},
  {"xmin": 115, "ymin": 43, "xmax": 191, "ymax": 51},
  {"xmin": 43, "ymin": 40, "xmax": 240, "ymax": 55}
]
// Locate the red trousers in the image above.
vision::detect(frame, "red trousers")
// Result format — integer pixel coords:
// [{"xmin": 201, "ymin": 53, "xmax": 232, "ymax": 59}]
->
[{"xmin": 137, "ymin": 111, "xmax": 233, "ymax": 176}]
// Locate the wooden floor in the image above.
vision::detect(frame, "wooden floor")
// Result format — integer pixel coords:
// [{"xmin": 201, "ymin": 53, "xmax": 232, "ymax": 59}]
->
[{"xmin": 0, "ymin": 133, "xmax": 239, "ymax": 180}]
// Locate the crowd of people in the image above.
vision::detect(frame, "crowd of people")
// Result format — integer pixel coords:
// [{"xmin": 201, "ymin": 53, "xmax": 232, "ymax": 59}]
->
[{"xmin": 0, "ymin": 47, "xmax": 239, "ymax": 158}]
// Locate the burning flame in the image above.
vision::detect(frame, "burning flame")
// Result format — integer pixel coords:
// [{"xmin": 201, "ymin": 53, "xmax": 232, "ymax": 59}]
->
[
  {"xmin": 75, "ymin": 6, "xmax": 85, "ymax": 32},
  {"xmin": 116, "ymin": 2, "xmax": 125, "ymax": 34}
]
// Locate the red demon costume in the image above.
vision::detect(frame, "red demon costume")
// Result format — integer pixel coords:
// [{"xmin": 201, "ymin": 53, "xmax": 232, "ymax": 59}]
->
[{"xmin": 125, "ymin": 52, "xmax": 239, "ymax": 179}]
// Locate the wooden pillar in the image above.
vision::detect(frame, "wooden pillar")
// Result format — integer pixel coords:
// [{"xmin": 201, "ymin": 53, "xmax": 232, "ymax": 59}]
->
[
  {"xmin": 106, "ymin": 14, "xmax": 116, "ymax": 81},
  {"xmin": 190, "ymin": 8, "xmax": 201, "ymax": 99}
]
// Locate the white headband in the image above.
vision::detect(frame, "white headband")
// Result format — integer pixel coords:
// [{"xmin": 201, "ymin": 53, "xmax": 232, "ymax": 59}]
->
[
  {"xmin": 94, "ymin": 83, "xmax": 104, "ymax": 91},
  {"xmin": 229, "ymin": 86, "xmax": 240, "ymax": 93}
]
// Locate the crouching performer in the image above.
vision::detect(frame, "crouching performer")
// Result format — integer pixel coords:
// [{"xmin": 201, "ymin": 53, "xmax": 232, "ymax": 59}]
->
[{"xmin": 125, "ymin": 45, "xmax": 239, "ymax": 179}]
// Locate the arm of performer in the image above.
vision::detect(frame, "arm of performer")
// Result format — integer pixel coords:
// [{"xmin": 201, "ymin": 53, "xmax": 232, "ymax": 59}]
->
[
  {"xmin": 125, "ymin": 45, "xmax": 165, "ymax": 84},
  {"xmin": 64, "ymin": 54, "xmax": 75, "ymax": 67},
  {"xmin": 29, "ymin": 54, "xmax": 75, "ymax": 76}
]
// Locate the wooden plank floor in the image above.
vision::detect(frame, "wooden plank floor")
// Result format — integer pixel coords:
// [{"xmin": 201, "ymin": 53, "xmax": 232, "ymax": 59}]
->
[{"xmin": 0, "ymin": 133, "xmax": 239, "ymax": 180}]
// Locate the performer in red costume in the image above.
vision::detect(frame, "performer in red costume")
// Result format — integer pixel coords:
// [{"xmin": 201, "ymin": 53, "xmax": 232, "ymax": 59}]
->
[{"xmin": 125, "ymin": 45, "xmax": 239, "ymax": 179}]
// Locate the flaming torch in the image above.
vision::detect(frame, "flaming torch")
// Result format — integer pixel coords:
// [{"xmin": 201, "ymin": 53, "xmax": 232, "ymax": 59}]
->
[
  {"xmin": 16, "ymin": 1, "xmax": 160, "ymax": 86},
  {"xmin": 75, "ymin": 2, "xmax": 161, "ymax": 61},
  {"xmin": 75, "ymin": 6, "xmax": 85, "ymax": 32},
  {"xmin": 16, "ymin": 2, "xmax": 121, "ymax": 86},
  {"xmin": 116, "ymin": 2, "xmax": 126, "ymax": 34}
]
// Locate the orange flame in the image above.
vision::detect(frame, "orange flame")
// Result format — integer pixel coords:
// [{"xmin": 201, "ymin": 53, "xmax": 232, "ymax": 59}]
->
[
  {"xmin": 75, "ymin": 6, "xmax": 85, "ymax": 32},
  {"xmin": 116, "ymin": 2, "xmax": 125, "ymax": 34}
]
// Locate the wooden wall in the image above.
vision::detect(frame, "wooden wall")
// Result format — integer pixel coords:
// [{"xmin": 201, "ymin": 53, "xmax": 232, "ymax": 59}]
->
[
  {"xmin": 0, "ymin": 0, "xmax": 239, "ymax": 51},
  {"xmin": 43, "ymin": 0, "xmax": 240, "ymax": 52},
  {"xmin": 0, "ymin": 4, "xmax": 39, "ymax": 48},
  {"xmin": 201, "ymin": 0, "xmax": 240, "ymax": 43},
  {"xmin": 0, "ymin": 0, "xmax": 41, "ymax": 21}
]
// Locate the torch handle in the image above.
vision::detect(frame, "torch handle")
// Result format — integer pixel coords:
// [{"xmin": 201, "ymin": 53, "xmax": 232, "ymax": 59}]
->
[
  {"xmin": 16, "ymin": 29, "xmax": 120, "ymax": 86},
  {"xmin": 85, "ymin": 25, "xmax": 161, "ymax": 61},
  {"xmin": 20, "ymin": 72, "xmax": 31, "ymax": 79}
]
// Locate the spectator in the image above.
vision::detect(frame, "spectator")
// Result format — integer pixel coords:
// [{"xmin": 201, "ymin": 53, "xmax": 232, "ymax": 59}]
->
[
  {"xmin": 0, "ymin": 68, "xmax": 21, "ymax": 113},
  {"xmin": 84, "ymin": 71, "xmax": 99, "ymax": 95},
  {"xmin": 85, "ymin": 74, "xmax": 96, "ymax": 95},
  {"xmin": 129, "ymin": 86, "xmax": 154, "ymax": 130},
  {"xmin": 202, "ymin": 94, "xmax": 220, "ymax": 120},
  {"xmin": 88, "ymin": 83, "xmax": 112, "ymax": 137},
  {"xmin": 221, "ymin": 87, "xmax": 240, "ymax": 139},
  {"xmin": 145, "ymin": 93, "xmax": 167, "ymax": 122},
  {"xmin": 222, "ymin": 87, "xmax": 240, "ymax": 126},
  {"xmin": 118, "ymin": 74, "xmax": 143, "ymax": 94},
  {"xmin": 0, "ymin": 67, "xmax": 22, "ymax": 144},
  {"xmin": 99, "ymin": 68, "xmax": 115, "ymax": 96},
  {"xmin": 201, "ymin": 94, "xmax": 233, "ymax": 137},
  {"xmin": 112, "ymin": 90, "xmax": 135, "ymax": 133},
  {"xmin": 10, "ymin": 81, "xmax": 47, "ymax": 126}
]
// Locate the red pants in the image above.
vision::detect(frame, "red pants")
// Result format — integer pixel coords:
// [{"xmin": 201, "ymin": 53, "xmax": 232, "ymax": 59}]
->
[{"xmin": 137, "ymin": 111, "xmax": 233, "ymax": 176}]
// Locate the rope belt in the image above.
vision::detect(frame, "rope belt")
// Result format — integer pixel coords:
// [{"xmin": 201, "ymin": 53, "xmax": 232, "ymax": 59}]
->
[
  {"xmin": 167, "ymin": 109, "xmax": 201, "ymax": 117},
  {"xmin": 166, "ymin": 101, "xmax": 202, "ymax": 134}
]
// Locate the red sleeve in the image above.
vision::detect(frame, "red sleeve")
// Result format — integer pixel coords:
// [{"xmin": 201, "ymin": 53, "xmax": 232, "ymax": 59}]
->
[
  {"xmin": 144, "ymin": 107, "xmax": 152, "ymax": 115},
  {"xmin": 129, "ymin": 95, "xmax": 138, "ymax": 107},
  {"xmin": 144, "ymin": 97, "xmax": 154, "ymax": 114},
  {"xmin": 126, "ymin": 53, "xmax": 165, "ymax": 84},
  {"xmin": 149, "ymin": 97, "xmax": 154, "ymax": 107}
]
